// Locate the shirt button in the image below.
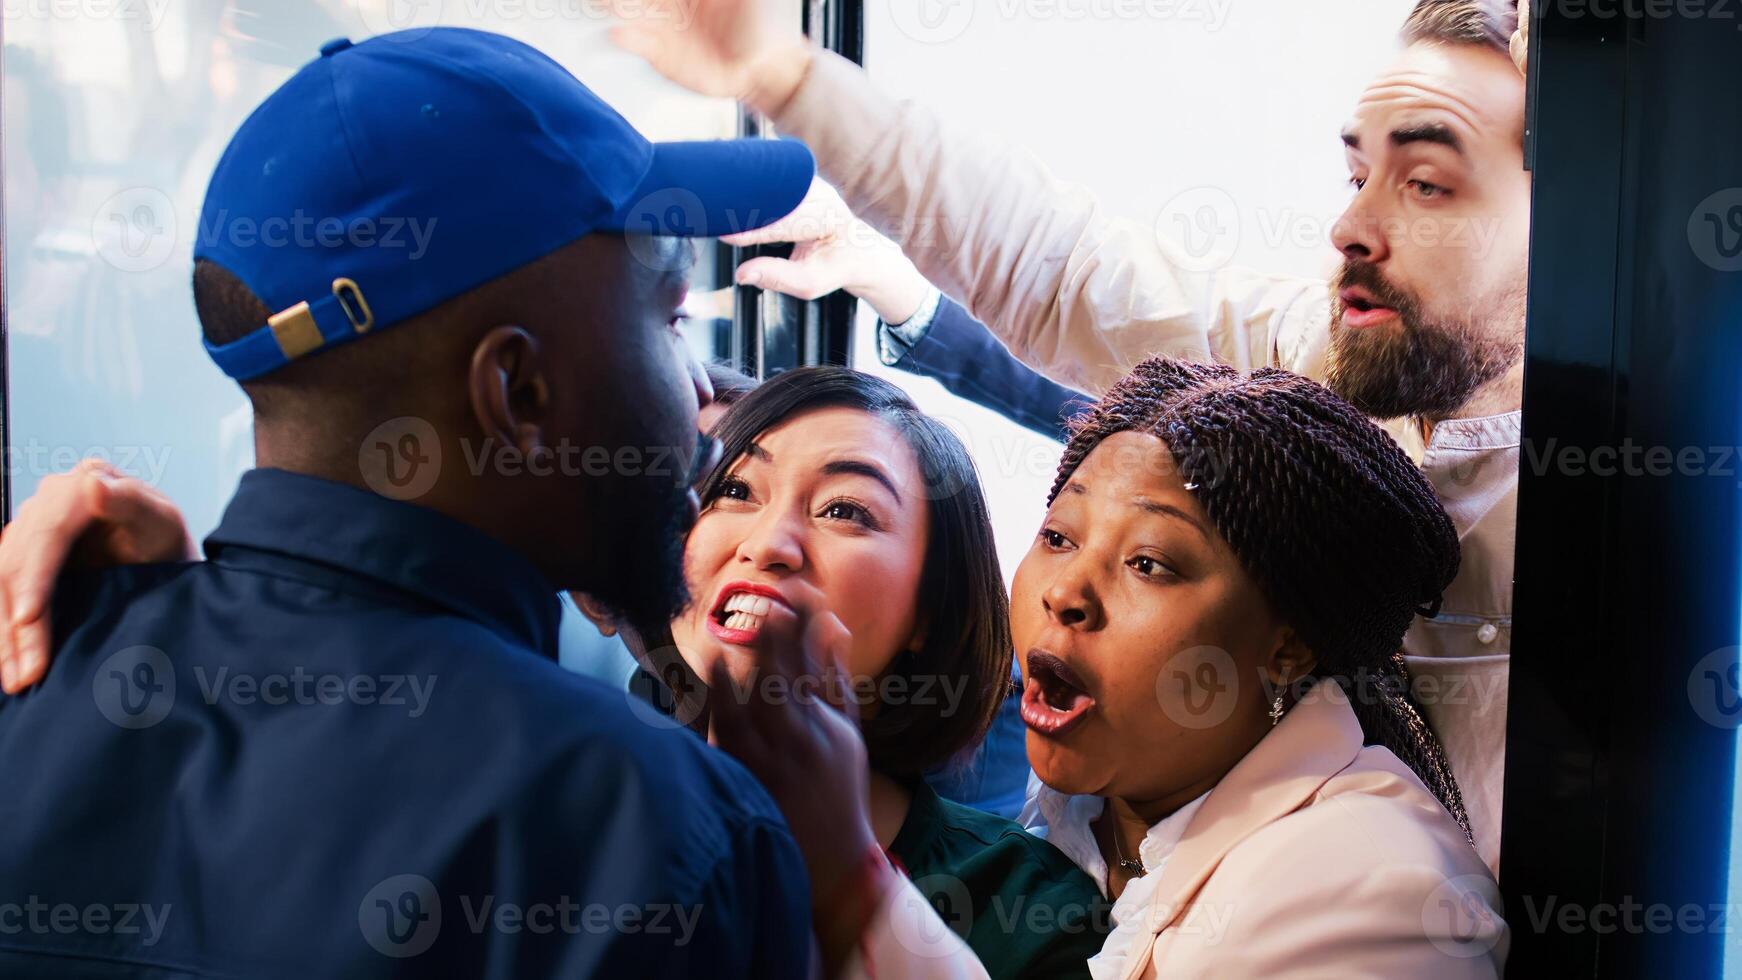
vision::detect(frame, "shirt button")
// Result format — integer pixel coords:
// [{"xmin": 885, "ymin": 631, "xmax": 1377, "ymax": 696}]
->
[
  {"xmin": 1477, "ymin": 623, "xmax": 1499, "ymax": 645},
  {"xmin": 320, "ymin": 37, "xmax": 355, "ymax": 58}
]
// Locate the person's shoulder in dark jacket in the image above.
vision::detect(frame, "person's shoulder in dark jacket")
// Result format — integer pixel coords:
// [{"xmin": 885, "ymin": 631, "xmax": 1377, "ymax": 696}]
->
[{"xmin": 0, "ymin": 561, "xmax": 811, "ymax": 980}]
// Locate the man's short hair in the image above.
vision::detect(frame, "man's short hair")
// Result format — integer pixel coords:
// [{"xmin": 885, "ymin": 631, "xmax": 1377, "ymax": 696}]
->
[
  {"xmin": 1402, "ymin": 0, "xmax": 1518, "ymax": 53},
  {"xmin": 193, "ymin": 260, "xmax": 273, "ymax": 348}
]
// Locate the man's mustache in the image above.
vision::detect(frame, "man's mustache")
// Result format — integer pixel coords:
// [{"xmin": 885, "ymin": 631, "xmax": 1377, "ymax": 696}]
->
[{"xmin": 1335, "ymin": 260, "xmax": 1419, "ymax": 316}]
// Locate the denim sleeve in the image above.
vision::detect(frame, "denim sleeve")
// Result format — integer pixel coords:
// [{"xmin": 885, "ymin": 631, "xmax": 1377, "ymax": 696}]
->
[{"xmin": 884, "ymin": 296, "xmax": 1094, "ymax": 442}]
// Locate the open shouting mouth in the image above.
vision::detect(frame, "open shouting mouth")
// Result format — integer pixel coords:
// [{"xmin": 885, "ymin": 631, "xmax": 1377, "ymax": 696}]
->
[
  {"xmin": 705, "ymin": 581, "xmax": 790, "ymax": 646},
  {"xmin": 1021, "ymin": 650, "xmax": 1096, "ymax": 737},
  {"xmin": 1338, "ymin": 285, "xmax": 1400, "ymax": 329}
]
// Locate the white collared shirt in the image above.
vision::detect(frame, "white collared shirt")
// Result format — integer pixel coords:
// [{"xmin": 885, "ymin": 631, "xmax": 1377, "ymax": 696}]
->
[{"xmin": 1020, "ymin": 776, "xmax": 1209, "ymax": 980}]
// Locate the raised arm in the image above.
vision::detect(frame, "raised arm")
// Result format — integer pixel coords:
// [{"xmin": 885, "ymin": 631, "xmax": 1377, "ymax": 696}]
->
[
  {"xmin": 885, "ymin": 294, "xmax": 1093, "ymax": 443},
  {"xmin": 715, "ymin": 181, "xmax": 1090, "ymax": 439},
  {"xmin": 609, "ymin": 0, "xmax": 1331, "ymax": 394}
]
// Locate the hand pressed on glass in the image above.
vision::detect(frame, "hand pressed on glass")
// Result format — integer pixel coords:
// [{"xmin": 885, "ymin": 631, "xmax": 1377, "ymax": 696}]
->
[{"xmin": 0, "ymin": 459, "xmax": 194, "ymax": 694}]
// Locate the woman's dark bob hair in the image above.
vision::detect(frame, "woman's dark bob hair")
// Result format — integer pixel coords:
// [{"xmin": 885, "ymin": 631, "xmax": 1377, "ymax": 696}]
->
[{"xmin": 696, "ymin": 367, "xmax": 1011, "ymax": 778}]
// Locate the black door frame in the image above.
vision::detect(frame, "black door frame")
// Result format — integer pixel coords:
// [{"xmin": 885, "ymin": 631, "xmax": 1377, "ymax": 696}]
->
[{"xmin": 1502, "ymin": 2, "xmax": 1742, "ymax": 975}]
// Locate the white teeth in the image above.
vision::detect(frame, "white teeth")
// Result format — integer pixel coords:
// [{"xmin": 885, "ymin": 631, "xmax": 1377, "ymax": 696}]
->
[
  {"xmin": 722, "ymin": 610, "xmax": 765, "ymax": 632},
  {"xmin": 723, "ymin": 593, "xmax": 774, "ymax": 616},
  {"xmin": 717, "ymin": 591, "xmax": 778, "ymax": 635}
]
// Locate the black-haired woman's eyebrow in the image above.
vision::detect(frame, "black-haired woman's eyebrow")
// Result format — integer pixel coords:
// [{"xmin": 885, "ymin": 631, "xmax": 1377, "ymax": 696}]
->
[{"xmin": 821, "ymin": 459, "xmax": 902, "ymax": 503}]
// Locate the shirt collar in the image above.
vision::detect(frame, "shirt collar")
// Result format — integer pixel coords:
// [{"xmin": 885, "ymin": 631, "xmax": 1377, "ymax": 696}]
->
[
  {"xmin": 1424, "ymin": 410, "xmax": 1523, "ymax": 452},
  {"xmin": 1033, "ymin": 787, "xmax": 1110, "ymax": 893},
  {"xmin": 1031, "ymin": 784, "xmax": 1210, "ymax": 898},
  {"xmin": 1135, "ymin": 792, "xmax": 1208, "ymax": 872},
  {"xmin": 204, "ymin": 468, "xmax": 561, "ymax": 658}
]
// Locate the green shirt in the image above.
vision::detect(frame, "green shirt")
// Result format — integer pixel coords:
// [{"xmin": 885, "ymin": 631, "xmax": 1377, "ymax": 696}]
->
[{"xmin": 890, "ymin": 782, "xmax": 1109, "ymax": 980}]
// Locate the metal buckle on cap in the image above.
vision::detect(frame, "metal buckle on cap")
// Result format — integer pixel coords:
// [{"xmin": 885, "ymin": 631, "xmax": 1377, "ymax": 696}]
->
[
  {"xmin": 268, "ymin": 302, "xmax": 323, "ymax": 360},
  {"xmin": 332, "ymin": 278, "xmax": 374, "ymax": 333}
]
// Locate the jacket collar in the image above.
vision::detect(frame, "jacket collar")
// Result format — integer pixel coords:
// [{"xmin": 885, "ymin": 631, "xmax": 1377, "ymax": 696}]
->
[
  {"xmin": 1133, "ymin": 680, "xmax": 1366, "ymax": 944},
  {"xmin": 203, "ymin": 468, "xmax": 561, "ymax": 658}
]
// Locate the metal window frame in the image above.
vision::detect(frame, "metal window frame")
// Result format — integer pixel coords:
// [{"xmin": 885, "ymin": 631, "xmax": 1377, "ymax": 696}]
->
[{"xmin": 729, "ymin": 0, "xmax": 862, "ymax": 379}]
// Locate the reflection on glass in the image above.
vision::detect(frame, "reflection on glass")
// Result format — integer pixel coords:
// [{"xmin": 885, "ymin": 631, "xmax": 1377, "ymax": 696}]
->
[{"xmin": 3, "ymin": 0, "xmax": 738, "ymax": 537}]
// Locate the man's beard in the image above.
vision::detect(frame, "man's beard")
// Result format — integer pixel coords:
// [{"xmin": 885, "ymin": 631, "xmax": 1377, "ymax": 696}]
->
[
  {"xmin": 581, "ymin": 434, "xmax": 714, "ymax": 635},
  {"xmin": 1326, "ymin": 260, "xmax": 1524, "ymax": 421}
]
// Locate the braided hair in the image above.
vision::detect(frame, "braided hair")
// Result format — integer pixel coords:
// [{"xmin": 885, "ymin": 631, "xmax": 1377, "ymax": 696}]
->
[{"xmin": 1050, "ymin": 358, "xmax": 1471, "ymax": 837}]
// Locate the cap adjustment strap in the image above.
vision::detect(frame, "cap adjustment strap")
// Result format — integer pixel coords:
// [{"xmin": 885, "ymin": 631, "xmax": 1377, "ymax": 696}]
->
[
  {"xmin": 332, "ymin": 277, "xmax": 374, "ymax": 333},
  {"xmin": 206, "ymin": 277, "xmax": 379, "ymax": 381},
  {"xmin": 268, "ymin": 302, "xmax": 323, "ymax": 361}
]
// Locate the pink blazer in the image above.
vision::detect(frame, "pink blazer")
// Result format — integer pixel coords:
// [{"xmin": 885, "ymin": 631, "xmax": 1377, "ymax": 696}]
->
[{"xmin": 1119, "ymin": 685, "xmax": 1507, "ymax": 979}]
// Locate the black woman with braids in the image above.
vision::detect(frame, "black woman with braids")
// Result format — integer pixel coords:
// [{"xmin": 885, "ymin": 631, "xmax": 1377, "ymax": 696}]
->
[{"xmin": 995, "ymin": 357, "xmax": 1503, "ymax": 977}]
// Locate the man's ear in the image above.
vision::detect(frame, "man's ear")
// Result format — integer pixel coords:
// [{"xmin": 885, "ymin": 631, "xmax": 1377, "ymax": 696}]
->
[
  {"xmin": 1265, "ymin": 627, "xmax": 1318, "ymax": 688},
  {"xmin": 569, "ymin": 591, "xmax": 620, "ymax": 638},
  {"xmin": 468, "ymin": 325, "xmax": 552, "ymax": 460}
]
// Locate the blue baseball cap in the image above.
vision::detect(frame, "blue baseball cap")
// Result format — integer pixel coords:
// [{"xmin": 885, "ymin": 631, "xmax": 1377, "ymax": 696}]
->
[{"xmin": 196, "ymin": 28, "xmax": 815, "ymax": 381}]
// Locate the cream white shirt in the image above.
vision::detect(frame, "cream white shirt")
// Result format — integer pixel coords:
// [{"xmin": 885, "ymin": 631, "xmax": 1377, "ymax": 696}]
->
[{"xmin": 1020, "ymin": 778, "xmax": 1209, "ymax": 980}]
